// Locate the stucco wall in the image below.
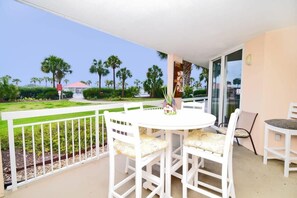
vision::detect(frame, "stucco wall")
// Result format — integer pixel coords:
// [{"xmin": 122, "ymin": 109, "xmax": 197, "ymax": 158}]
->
[{"xmin": 241, "ymin": 26, "xmax": 297, "ymax": 155}]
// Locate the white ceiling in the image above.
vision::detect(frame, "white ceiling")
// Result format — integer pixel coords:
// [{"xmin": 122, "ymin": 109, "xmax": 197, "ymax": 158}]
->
[{"xmin": 18, "ymin": 0, "xmax": 297, "ymax": 67}]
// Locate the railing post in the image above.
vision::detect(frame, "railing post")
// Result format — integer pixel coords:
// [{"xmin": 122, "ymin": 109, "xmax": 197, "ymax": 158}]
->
[
  {"xmin": 95, "ymin": 110, "xmax": 100, "ymax": 158},
  {"xmin": 0, "ymin": 142, "xmax": 5, "ymax": 197},
  {"xmin": 7, "ymin": 119, "xmax": 17, "ymax": 190}
]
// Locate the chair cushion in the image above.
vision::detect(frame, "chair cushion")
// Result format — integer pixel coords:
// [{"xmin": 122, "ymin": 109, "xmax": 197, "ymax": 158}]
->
[
  {"xmin": 265, "ymin": 119, "xmax": 297, "ymax": 130},
  {"xmin": 114, "ymin": 134, "xmax": 168, "ymax": 158},
  {"xmin": 217, "ymin": 127, "xmax": 249, "ymax": 137},
  {"xmin": 184, "ymin": 130, "xmax": 225, "ymax": 155}
]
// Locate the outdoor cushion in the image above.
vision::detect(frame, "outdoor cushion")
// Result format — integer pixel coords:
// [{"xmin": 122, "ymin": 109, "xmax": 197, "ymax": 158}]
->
[
  {"xmin": 184, "ymin": 130, "xmax": 225, "ymax": 155},
  {"xmin": 217, "ymin": 127, "xmax": 249, "ymax": 137},
  {"xmin": 113, "ymin": 134, "xmax": 168, "ymax": 158},
  {"xmin": 265, "ymin": 119, "xmax": 297, "ymax": 130}
]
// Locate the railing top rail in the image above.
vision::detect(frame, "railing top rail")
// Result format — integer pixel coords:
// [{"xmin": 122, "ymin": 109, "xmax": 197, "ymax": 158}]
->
[
  {"xmin": 182, "ymin": 97, "xmax": 208, "ymax": 102},
  {"xmin": 1, "ymin": 103, "xmax": 124, "ymax": 120}
]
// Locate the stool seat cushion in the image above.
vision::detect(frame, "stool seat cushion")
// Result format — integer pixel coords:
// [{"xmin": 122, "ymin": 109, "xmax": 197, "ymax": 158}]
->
[
  {"xmin": 265, "ymin": 119, "xmax": 297, "ymax": 130},
  {"xmin": 184, "ymin": 130, "xmax": 225, "ymax": 155},
  {"xmin": 217, "ymin": 127, "xmax": 249, "ymax": 137},
  {"xmin": 114, "ymin": 134, "xmax": 168, "ymax": 158}
]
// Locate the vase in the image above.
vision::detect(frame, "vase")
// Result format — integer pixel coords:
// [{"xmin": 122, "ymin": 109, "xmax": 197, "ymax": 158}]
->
[{"xmin": 163, "ymin": 99, "xmax": 177, "ymax": 115}]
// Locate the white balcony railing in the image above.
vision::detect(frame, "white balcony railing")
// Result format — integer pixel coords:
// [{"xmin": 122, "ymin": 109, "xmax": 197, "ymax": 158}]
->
[{"xmin": 1, "ymin": 97, "xmax": 204, "ymax": 191}]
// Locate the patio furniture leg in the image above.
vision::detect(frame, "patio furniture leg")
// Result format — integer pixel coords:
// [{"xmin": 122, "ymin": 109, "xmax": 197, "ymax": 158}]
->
[
  {"xmin": 182, "ymin": 147, "xmax": 188, "ymax": 198},
  {"xmin": 249, "ymin": 134, "xmax": 258, "ymax": 155},
  {"xmin": 235, "ymin": 137, "xmax": 240, "ymax": 146},
  {"xmin": 263, "ymin": 126, "xmax": 269, "ymax": 164},
  {"xmin": 284, "ymin": 133, "xmax": 291, "ymax": 177},
  {"xmin": 165, "ymin": 131, "xmax": 172, "ymax": 198}
]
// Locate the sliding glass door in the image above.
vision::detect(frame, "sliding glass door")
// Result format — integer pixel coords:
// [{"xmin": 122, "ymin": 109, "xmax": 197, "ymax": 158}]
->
[
  {"xmin": 211, "ymin": 59, "xmax": 221, "ymax": 125},
  {"xmin": 209, "ymin": 49, "xmax": 242, "ymax": 124}
]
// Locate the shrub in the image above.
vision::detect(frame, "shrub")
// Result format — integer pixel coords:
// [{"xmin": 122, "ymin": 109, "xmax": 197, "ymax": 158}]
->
[
  {"xmin": 19, "ymin": 87, "xmax": 61, "ymax": 100},
  {"xmin": 63, "ymin": 91, "xmax": 73, "ymax": 99},
  {"xmin": 0, "ymin": 80, "xmax": 19, "ymax": 102},
  {"xmin": 193, "ymin": 89, "xmax": 207, "ymax": 97}
]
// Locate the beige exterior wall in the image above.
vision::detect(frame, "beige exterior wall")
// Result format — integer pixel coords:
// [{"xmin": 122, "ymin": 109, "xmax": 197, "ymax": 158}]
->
[
  {"xmin": 241, "ymin": 26, "xmax": 297, "ymax": 155},
  {"xmin": 167, "ymin": 54, "xmax": 183, "ymax": 109}
]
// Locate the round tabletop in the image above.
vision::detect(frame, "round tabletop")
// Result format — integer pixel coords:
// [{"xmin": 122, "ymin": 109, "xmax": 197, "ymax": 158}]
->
[{"xmin": 126, "ymin": 109, "xmax": 216, "ymax": 130}]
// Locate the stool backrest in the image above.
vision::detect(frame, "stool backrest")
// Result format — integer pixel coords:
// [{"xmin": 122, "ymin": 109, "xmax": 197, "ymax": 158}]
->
[
  {"xmin": 104, "ymin": 111, "xmax": 141, "ymax": 156},
  {"xmin": 288, "ymin": 103, "xmax": 297, "ymax": 120},
  {"xmin": 124, "ymin": 102, "xmax": 144, "ymax": 112},
  {"xmin": 181, "ymin": 101, "xmax": 205, "ymax": 112}
]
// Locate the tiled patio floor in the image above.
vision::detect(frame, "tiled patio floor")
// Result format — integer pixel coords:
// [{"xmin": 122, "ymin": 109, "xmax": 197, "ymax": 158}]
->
[{"xmin": 4, "ymin": 145, "xmax": 297, "ymax": 198}]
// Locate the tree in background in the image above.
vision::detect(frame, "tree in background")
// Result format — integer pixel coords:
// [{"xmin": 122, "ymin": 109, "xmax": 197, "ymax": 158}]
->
[
  {"xmin": 0, "ymin": 76, "xmax": 19, "ymax": 101},
  {"xmin": 30, "ymin": 77, "xmax": 39, "ymax": 85},
  {"xmin": 86, "ymin": 80, "xmax": 92, "ymax": 86},
  {"xmin": 43, "ymin": 77, "xmax": 51, "ymax": 87},
  {"xmin": 105, "ymin": 80, "xmax": 113, "ymax": 88},
  {"xmin": 12, "ymin": 78, "xmax": 21, "ymax": 86},
  {"xmin": 116, "ymin": 67, "xmax": 132, "ymax": 97},
  {"xmin": 64, "ymin": 79, "xmax": 69, "ymax": 85},
  {"xmin": 89, "ymin": 59, "xmax": 109, "ymax": 89},
  {"xmin": 143, "ymin": 65, "xmax": 164, "ymax": 98},
  {"xmin": 41, "ymin": 55, "xmax": 72, "ymax": 88},
  {"xmin": 134, "ymin": 79, "xmax": 142, "ymax": 95},
  {"xmin": 37, "ymin": 78, "xmax": 43, "ymax": 86},
  {"xmin": 233, "ymin": 78, "xmax": 241, "ymax": 87},
  {"xmin": 194, "ymin": 65, "xmax": 209, "ymax": 93},
  {"xmin": 105, "ymin": 55, "xmax": 122, "ymax": 90}
]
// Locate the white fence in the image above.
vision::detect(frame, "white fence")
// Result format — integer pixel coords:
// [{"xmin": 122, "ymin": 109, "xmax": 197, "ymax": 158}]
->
[{"xmin": 1, "ymin": 97, "xmax": 205, "ymax": 190}]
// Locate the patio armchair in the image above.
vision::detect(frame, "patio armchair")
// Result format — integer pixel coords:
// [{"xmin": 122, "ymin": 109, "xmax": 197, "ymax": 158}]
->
[
  {"xmin": 104, "ymin": 111, "xmax": 168, "ymax": 198},
  {"xmin": 216, "ymin": 111, "xmax": 258, "ymax": 155}
]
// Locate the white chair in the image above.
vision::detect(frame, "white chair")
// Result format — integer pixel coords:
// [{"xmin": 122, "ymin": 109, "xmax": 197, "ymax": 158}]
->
[
  {"xmin": 182, "ymin": 109, "xmax": 240, "ymax": 198},
  {"xmin": 171, "ymin": 101, "xmax": 205, "ymax": 179},
  {"xmin": 124, "ymin": 102, "xmax": 145, "ymax": 173},
  {"xmin": 104, "ymin": 111, "xmax": 168, "ymax": 198}
]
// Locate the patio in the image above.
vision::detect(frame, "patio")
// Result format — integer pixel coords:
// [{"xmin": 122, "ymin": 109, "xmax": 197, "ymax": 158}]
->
[{"xmin": 4, "ymin": 144, "xmax": 297, "ymax": 198}]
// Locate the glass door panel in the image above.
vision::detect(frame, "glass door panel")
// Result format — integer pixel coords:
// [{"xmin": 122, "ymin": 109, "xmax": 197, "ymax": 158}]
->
[
  {"xmin": 211, "ymin": 59, "xmax": 221, "ymax": 125},
  {"xmin": 222, "ymin": 49, "xmax": 242, "ymax": 123}
]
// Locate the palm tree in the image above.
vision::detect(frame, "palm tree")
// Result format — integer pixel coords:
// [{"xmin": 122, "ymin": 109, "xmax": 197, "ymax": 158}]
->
[
  {"xmin": 194, "ymin": 65, "xmax": 209, "ymax": 93},
  {"xmin": 12, "ymin": 78, "xmax": 21, "ymax": 86},
  {"xmin": 143, "ymin": 65, "xmax": 164, "ymax": 98},
  {"xmin": 105, "ymin": 80, "xmax": 113, "ymax": 88},
  {"xmin": 157, "ymin": 51, "xmax": 193, "ymax": 86},
  {"xmin": 116, "ymin": 67, "xmax": 132, "ymax": 97},
  {"xmin": 64, "ymin": 79, "xmax": 69, "ymax": 85},
  {"xmin": 86, "ymin": 80, "xmax": 92, "ymax": 86},
  {"xmin": 37, "ymin": 78, "xmax": 43, "ymax": 86},
  {"xmin": 41, "ymin": 55, "xmax": 72, "ymax": 88},
  {"xmin": 30, "ymin": 77, "xmax": 39, "ymax": 85},
  {"xmin": 105, "ymin": 55, "xmax": 122, "ymax": 90},
  {"xmin": 43, "ymin": 77, "xmax": 51, "ymax": 87},
  {"xmin": 2, "ymin": 75, "xmax": 12, "ymax": 83},
  {"xmin": 89, "ymin": 59, "xmax": 109, "ymax": 89}
]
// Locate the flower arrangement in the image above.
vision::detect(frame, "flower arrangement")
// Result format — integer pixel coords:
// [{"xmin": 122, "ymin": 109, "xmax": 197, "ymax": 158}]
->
[{"xmin": 162, "ymin": 87, "xmax": 177, "ymax": 115}]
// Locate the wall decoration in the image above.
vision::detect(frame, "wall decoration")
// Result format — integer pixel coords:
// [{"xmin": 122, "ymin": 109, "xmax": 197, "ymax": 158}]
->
[{"xmin": 173, "ymin": 62, "xmax": 183, "ymax": 97}]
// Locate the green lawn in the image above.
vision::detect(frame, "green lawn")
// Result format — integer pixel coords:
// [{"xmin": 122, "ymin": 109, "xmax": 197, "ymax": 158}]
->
[{"xmin": 0, "ymin": 100, "xmax": 155, "ymax": 151}]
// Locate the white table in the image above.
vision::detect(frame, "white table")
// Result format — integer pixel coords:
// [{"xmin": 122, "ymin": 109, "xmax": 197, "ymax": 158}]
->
[{"xmin": 126, "ymin": 109, "xmax": 216, "ymax": 197}]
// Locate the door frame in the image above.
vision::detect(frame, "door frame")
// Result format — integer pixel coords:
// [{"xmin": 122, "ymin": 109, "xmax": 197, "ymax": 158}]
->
[{"xmin": 207, "ymin": 44, "xmax": 244, "ymax": 124}]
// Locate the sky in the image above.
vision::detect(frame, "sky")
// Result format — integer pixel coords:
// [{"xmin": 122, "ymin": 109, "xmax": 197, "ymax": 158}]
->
[{"xmin": 0, "ymin": 0, "xmax": 178, "ymax": 88}]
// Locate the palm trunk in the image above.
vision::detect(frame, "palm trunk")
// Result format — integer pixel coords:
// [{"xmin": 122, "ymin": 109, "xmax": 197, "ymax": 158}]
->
[
  {"xmin": 113, "ymin": 69, "xmax": 116, "ymax": 90},
  {"xmin": 122, "ymin": 80, "xmax": 125, "ymax": 97},
  {"xmin": 183, "ymin": 60, "xmax": 192, "ymax": 86},
  {"xmin": 52, "ymin": 73, "xmax": 55, "ymax": 88},
  {"xmin": 98, "ymin": 75, "xmax": 101, "ymax": 89}
]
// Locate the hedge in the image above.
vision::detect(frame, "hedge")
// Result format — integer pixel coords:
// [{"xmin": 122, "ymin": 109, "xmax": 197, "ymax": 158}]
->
[{"xmin": 19, "ymin": 87, "xmax": 73, "ymax": 100}]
